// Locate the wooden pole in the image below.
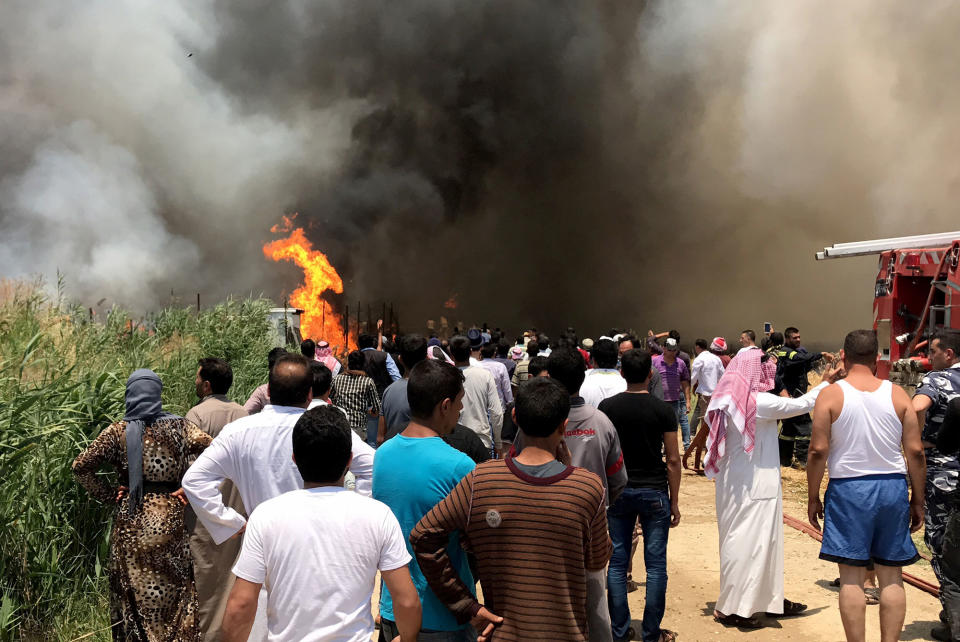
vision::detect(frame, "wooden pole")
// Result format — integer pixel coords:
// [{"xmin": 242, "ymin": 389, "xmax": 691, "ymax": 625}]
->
[
  {"xmin": 357, "ymin": 300, "xmax": 361, "ymax": 337},
  {"xmin": 321, "ymin": 298, "xmax": 326, "ymax": 337},
  {"xmin": 196, "ymin": 292, "xmax": 200, "ymax": 314},
  {"xmin": 344, "ymin": 304, "xmax": 349, "ymax": 348}
]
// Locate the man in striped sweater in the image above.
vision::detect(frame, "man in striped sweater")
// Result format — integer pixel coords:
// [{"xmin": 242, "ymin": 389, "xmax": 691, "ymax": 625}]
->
[{"xmin": 412, "ymin": 377, "xmax": 612, "ymax": 641}]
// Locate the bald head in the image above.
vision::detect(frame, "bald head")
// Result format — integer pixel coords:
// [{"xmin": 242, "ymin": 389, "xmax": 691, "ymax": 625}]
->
[{"xmin": 269, "ymin": 353, "xmax": 313, "ymax": 407}]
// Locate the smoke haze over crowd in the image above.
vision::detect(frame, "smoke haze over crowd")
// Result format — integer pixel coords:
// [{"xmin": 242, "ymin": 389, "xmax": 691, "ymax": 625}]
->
[{"xmin": 2, "ymin": 1, "xmax": 959, "ymax": 343}]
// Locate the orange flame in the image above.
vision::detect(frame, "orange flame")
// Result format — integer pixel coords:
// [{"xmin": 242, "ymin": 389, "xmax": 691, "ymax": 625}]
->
[
  {"xmin": 443, "ymin": 294, "xmax": 458, "ymax": 309},
  {"xmin": 263, "ymin": 223, "xmax": 354, "ymax": 349}
]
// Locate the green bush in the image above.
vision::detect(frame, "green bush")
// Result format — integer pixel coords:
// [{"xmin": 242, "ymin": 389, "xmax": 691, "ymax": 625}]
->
[{"xmin": 0, "ymin": 282, "xmax": 276, "ymax": 639}]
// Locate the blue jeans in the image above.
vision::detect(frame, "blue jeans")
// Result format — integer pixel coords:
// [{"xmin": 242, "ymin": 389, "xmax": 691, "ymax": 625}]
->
[
  {"xmin": 365, "ymin": 414, "xmax": 379, "ymax": 449},
  {"xmin": 667, "ymin": 399, "xmax": 691, "ymax": 449},
  {"xmin": 608, "ymin": 487, "xmax": 670, "ymax": 642}
]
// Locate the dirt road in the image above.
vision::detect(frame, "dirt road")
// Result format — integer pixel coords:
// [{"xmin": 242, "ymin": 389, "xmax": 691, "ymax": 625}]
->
[{"xmin": 642, "ymin": 467, "xmax": 941, "ymax": 641}]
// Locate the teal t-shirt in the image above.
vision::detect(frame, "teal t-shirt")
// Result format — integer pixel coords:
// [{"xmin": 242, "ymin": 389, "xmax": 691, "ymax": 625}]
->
[{"xmin": 373, "ymin": 434, "xmax": 476, "ymax": 630}]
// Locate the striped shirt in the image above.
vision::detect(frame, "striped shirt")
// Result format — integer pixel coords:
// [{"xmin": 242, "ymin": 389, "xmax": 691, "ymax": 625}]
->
[
  {"xmin": 411, "ymin": 457, "xmax": 611, "ymax": 641},
  {"xmin": 651, "ymin": 355, "xmax": 690, "ymax": 402}
]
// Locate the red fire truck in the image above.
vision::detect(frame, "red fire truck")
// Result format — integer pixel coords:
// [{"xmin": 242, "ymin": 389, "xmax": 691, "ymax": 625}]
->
[{"xmin": 816, "ymin": 231, "xmax": 960, "ymax": 385}]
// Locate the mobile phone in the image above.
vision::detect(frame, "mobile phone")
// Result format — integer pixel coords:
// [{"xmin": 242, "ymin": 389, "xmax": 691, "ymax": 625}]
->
[{"xmin": 763, "ymin": 322, "xmax": 773, "ymax": 334}]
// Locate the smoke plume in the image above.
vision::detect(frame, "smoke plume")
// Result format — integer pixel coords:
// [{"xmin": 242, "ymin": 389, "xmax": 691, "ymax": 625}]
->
[{"xmin": 2, "ymin": 1, "xmax": 958, "ymax": 343}]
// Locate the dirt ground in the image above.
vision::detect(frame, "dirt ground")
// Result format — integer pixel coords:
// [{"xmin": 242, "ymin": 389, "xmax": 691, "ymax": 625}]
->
[{"xmin": 644, "ymin": 466, "xmax": 942, "ymax": 641}]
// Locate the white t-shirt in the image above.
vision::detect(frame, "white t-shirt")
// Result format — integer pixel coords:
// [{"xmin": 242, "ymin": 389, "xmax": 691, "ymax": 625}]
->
[
  {"xmin": 233, "ymin": 487, "xmax": 411, "ymax": 642},
  {"xmin": 579, "ymin": 368, "xmax": 627, "ymax": 408}
]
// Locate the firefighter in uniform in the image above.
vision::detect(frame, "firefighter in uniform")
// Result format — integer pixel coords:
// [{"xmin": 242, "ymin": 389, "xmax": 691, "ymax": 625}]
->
[{"xmin": 769, "ymin": 327, "xmax": 834, "ymax": 467}]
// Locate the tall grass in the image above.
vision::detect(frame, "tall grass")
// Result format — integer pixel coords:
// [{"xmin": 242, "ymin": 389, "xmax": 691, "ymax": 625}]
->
[{"xmin": 0, "ymin": 280, "xmax": 277, "ymax": 639}]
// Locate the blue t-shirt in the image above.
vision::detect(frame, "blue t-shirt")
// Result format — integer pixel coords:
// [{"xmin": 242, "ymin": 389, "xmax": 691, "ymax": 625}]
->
[{"xmin": 373, "ymin": 435, "xmax": 476, "ymax": 630}]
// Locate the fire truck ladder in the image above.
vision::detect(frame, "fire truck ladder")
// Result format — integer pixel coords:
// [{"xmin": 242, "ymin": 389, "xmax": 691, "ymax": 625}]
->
[{"xmin": 815, "ymin": 231, "xmax": 960, "ymax": 260}]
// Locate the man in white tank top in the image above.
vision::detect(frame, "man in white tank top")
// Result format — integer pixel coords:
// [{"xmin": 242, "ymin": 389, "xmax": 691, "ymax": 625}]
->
[{"xmin": 807, "ymin": 329, "xmax": 926, "ymax": 642}]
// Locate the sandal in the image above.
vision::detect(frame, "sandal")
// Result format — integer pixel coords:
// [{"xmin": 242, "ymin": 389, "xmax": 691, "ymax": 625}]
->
[
  {"xmin": 713, "ymin": 612, "xmax": 763, "ymax": 629},
  {"xmin": 766, "ymin": 599, "xmax": 807, "ymax": 618},
  {"xmin": 864, "ymin": 588, "xmax": 879, "ymax": 605},
  {"xmin": 659, "ymin": 630, "xmax": 678, "ymax": 642}
]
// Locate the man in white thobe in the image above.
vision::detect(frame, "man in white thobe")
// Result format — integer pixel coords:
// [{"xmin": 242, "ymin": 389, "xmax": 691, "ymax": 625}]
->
[
  {"xmin": 183, "ymin": 354, "xmax": 374, "ymax": 641},
  {"xmin": 704, "ymin": 349, "xmax": 841, "ymax": 627}
]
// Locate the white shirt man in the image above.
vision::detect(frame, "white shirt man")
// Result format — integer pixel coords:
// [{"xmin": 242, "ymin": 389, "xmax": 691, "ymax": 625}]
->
[
  {"xmin": 691, "ymin": 348, "xmax": 725, "ymax": 398},
  {"xmin": 183, "ymin": 404, "xmax": 374, "ymax": 544},
  {"xmin": 222, "ymin": 405, "xmax": 420, "ymax": 642}
]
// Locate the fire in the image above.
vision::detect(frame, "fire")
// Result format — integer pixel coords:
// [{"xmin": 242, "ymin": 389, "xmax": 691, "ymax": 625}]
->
[
  {"xmin": 443, "ymin": 294, "xmax": 458, "ymax": 309},
  {"xmin": 263, "ymin": 222, "xmax": 353, "ymax": 349}
]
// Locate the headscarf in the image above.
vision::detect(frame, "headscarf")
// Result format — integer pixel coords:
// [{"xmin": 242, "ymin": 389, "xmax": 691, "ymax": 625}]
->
[
  {"xmin": 710, "ymin": 336, "xmax": 727, "ymax": 353},
  {"xmin": 123, "ymin": 369, "xmax": 176, "ymax": 516},
  {"xmin": 315, "ymin": 340, "xmax": 340, "ymax": 372},
  {"xmin": 702, "ymin": 349, "xmax": 776, "ymax": 477}
]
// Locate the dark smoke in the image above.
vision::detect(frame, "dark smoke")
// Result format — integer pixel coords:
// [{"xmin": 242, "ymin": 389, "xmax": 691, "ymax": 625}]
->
[{"xmin": 2, "ymin": 1, "xmax": 959, "ymax": 344}]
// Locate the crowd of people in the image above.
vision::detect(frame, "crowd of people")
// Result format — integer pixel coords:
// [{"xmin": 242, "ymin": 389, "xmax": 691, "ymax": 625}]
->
[{"xmin": 69, "ymin": 322, "xmax": 960, "ymax": 642}]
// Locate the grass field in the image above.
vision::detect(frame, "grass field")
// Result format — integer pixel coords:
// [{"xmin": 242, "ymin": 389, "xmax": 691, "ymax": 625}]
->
[{"xmin": 0, "ymin": 279, "xmax": 278, "ymax": 640}]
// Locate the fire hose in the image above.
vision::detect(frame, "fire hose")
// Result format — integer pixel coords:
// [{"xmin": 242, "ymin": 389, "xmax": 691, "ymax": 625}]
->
[{"xmin": 782, "ymin": 513, "xmax": 940, "ymax": 597}]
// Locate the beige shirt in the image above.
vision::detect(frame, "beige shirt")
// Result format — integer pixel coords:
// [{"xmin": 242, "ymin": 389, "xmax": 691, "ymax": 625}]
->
[
  {"xmin": 185, "ymin": 395, "xmax": 248, "ymax": 522},
  {"xmin": 187, "ymin": 394, "xmax": 248, "ymax": 440}
]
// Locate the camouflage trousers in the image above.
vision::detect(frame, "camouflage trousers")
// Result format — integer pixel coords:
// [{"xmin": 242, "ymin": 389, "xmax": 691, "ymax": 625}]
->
[
  {"xmin": 940, "ymin": 507, "xmax": 960, "ymax": 639},
  {"xmin": 925, "ymin": 450, "xmax": 960, "ymax": 588}
]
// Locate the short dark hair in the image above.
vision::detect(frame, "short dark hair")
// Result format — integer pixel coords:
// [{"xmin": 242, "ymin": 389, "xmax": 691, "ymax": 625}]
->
[
  {"xmin": 268, "ymin": 347, "xmax": 288, "ymax": 371},
  {"xmin": 785, "ymin": 326, "xmax": 800, "ymax": 338},
  {"xmin": 357, "ymin": 333, "xmax": 375, "ymax": 349},
  {"xmin": 300, "ymin": 338, "xmax": 316, "ymax": 359},
  {"xmin": 694, "ymin": 338, "xmax": 709, "ymax": 351},
  {"xmin": 515, "ymin": 377, "xmax": 570, "ymax": 438},
  {"xmin": 617, "ymin": 334, "xmax": 637, "ymax": 346},
  {"xmin": 347, "ymin": 350, "xmax": 365, "ymax": 371},
  {"xmin": 399, "ymin": 334, "xmax": 428, "ymax": 370},
  {"xmin": 408, "ymin": 360, "xmax": 465, "ymax": 419},
  {"xmin": 668, "ymin": 330, "xmax": 680, "ymax": 341},
  {"xmin": 529, "ymin": 356, "xmax": 550, "ymax": 377},
  {"xmin": 198, "ymin": 358, "xmax": 233, "ymax": 395},
  {"xmin": 934, "ymin": 330, "xmax": 960, "ymax": 358},
  {"xmin": 292, "ymin": 406, "xmax": 352, "ymax": 483},
  {"xmin": 547, "ymin": 347, "xmax": 586, "ymax": 395},
  {"xmin": 621, "ymin": 349, "xmax": 652, "ymax": 384},
  {"xmin": 310, "ymin": 361, "xmax": 332, "ymax": 398},
  {"xmin": 592, "ymin": 338, "xmax": 619, "ymax": 369},
  {"xmin": 496, "ymin": 339, "xmax": 510, "ymax": 358},
  {"xmin": 769, "ymin": 332, "xmax": 784, "ymax": 346},
  {"xmin": 449, "ymin": 335, "xmax": 472, "ymax": 362},
  {"xmin": 742, "ymin": 329, "xmax": 756, "ymax": 342},
  {"xmin": 843, "ymin": 329, "xmax": 879, "ymax": 366},
  {"xmin": 537, "ymin": 334, "xmax": 550, "ymax": 351},
  {"xmin": 480, "ymin": 343, "xmax": 497, "ymax": 358},
  {"xmin": 268, "ymin": 353, "xmax": 313, "ymax": 406},
  {"xmin": 526, "ymin": 339, "xmax": 539, "ymax": 355}
]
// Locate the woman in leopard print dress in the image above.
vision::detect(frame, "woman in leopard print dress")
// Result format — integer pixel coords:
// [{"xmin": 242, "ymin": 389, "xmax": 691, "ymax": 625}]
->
[{"xmin": 73, "ymin": 370, "xmax": 212, "ymax": 641}]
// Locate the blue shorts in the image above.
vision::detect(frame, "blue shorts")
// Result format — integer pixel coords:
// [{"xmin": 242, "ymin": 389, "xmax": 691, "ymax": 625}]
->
[{"xmin": 819, "ymin": 473, "xmax": 919, "ymax": 567}]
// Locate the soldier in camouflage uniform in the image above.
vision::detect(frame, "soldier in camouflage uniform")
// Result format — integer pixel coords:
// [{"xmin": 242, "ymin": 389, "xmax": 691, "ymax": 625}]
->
[
  {"xmin": 935, "ymin": 398, "xmax": 960, "ymax": 641},
  {"xmin": 913, "ymin": 330, "xmax": 960, "ymax": 627}
]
